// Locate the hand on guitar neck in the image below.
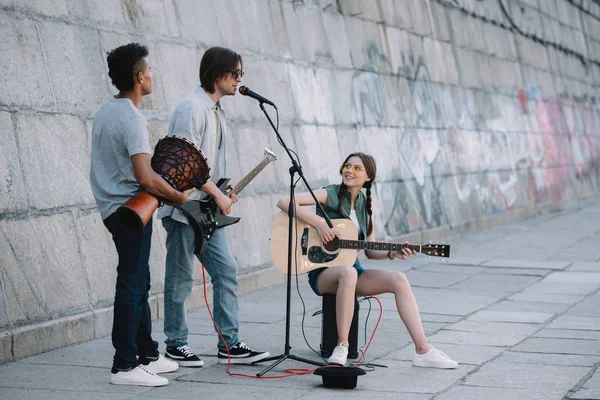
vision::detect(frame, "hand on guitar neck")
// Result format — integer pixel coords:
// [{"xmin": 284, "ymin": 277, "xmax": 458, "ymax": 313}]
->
[{"xmin": 387, "ymin": 242, "xmax": 418, "ymax": 260}]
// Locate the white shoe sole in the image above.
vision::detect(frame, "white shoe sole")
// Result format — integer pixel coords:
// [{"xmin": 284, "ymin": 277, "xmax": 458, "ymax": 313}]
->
[
  {"xmin": 166, "ymin": 357, "xmax": 204, "ymax": 368},
  {"xmin": 217, "ymin": 351, "xmax": 271, "ymax": 364},
  {"xmin": 110, "ymin": 376, "xmax": 168, "ymax": 387},
  {"xmin": 413, "ymin": 360, "xmax": 458, "ymax": 369},
  {"xmin": 327, "ymin": 361, "xmax": 347, "ymax": 367}
]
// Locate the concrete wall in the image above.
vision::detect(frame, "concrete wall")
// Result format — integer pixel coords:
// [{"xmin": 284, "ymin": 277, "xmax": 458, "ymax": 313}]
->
[{"xmin": 1, "ymin": 0, "xmax": 599, "ymax": 363}]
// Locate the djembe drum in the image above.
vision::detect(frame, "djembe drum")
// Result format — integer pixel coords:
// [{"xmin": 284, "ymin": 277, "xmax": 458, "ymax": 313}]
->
[{"xmin": 116, "ymin": 136, "xmax": 210, "ymax": 231}]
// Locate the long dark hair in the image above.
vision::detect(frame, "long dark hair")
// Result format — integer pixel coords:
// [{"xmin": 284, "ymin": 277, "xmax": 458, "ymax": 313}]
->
[
  {"xmin": 199, "ymin": 46, "xmax": 243, "ymax": 93},
  {"xmin": 337, "ymin": 152, "xmax": 377, "ymax": 236}
]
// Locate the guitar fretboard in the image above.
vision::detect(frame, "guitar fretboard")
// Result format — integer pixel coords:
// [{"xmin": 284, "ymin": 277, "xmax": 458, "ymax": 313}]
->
[
  {"xmin": 338, "ymin": 240, "xmax": 422, "ymax": 253},
  {"xmin": 232, "ymin": 158, "xmax": 270, "ymax": 195}
]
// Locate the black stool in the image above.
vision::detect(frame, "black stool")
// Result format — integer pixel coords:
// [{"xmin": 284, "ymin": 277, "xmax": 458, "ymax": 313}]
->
[{"xmin": 320, "ymin": 294, "xmax": 359, "ymax": 359}]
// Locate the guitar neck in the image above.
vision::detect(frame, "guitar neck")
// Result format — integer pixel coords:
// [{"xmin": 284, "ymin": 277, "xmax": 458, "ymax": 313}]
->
[
  {"xmin": 231, "ymin": 158, "xmax": 270, "ymax": 196},
  {"xmin": 338, "ymin": 240, "xmax": 422, "ymax": 253}
]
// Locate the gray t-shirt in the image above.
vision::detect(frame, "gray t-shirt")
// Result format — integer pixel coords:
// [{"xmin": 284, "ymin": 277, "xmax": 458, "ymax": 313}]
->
[{"xmin": 90, "ymin": 97, "xmax": 152, "ymax": 220}]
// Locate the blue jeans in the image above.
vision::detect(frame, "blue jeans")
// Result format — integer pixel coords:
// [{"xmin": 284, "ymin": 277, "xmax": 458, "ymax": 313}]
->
[
  {"xmin": 103, "ymin": 213, "xmax": 159, "ymax": 372},
  {"xmin": 162, "ymin": 217, "xmax": 240, "ymax": 350}
]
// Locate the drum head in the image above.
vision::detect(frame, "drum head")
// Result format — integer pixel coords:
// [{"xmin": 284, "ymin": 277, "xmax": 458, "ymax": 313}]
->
[{"xmin": 151, "ymin": 136, "xmax": 210, "ymax": 190}]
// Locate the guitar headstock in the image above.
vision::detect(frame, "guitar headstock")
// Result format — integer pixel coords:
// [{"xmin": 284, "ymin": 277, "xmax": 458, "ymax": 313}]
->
[
  {"xmin": 264, "ymin": 148, "xmax": 277, "ymax": 163},
  {"xmin": 421, "ymin": 242, "xmax": 450, "ymax": 258}
]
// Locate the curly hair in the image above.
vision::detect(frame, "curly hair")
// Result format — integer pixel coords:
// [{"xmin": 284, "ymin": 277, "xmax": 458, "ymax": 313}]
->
[
  {"xmin": 199, "ymin": 46, "xmax": 243, "ymax": 93},
  {"xmin": 337, "ymin": 152, "xmax": 377, "ymax": 236},
  {"xmin": 106, "ymin": 43, "xmax": 149, "ymax": 92}
]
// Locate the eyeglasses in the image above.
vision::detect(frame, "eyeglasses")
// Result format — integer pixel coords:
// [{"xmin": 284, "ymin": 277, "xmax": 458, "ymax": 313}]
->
[
  {"xmin": 342, "ymin": 163, "xmax": 364, "ymax": 173},
  {"xmin": 229, "ymin": 70, "xmax": 244, "ymax": 80}
]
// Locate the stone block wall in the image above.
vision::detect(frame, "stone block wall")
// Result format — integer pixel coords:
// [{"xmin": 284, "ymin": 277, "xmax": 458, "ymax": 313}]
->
[{"xmin": 0, "ymin": 0, "xmax": 599, "ymax": 363}]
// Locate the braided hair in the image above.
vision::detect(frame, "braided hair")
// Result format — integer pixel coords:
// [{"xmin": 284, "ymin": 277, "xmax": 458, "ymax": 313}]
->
[{"xmin": 337, "ymin": 152, "xmax": 377, "ymax": 236}]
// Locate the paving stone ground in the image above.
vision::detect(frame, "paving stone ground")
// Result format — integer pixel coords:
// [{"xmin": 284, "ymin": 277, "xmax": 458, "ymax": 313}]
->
[{"xmin": 1, "ymin": 202, "xmax": 599, "ymax": 399}]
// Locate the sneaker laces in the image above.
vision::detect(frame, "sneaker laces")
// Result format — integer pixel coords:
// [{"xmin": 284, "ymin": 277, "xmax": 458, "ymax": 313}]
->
[
  {"xmin": 430, "ymin": 348, "xmax": 452, "ymax": 360},
  {"xmin": 137, "ymin": 365, "xmax": 159, "ymax": 376},
  {"xmin": 234, "ymin": 342, "xmax": 251, "ymax": 351},
  {"xmin": 331, "ymin": 345, "xmax": 348, "ymax": 358},
  {"xmin": 177, "ymin": 345, "xmax": 195, "ymax": 357}
]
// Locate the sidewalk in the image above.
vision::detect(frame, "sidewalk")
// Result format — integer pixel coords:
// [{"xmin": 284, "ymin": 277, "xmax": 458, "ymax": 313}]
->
[{"xmin": 1, "ymin": 202, "xmax": 599, "ymax": 399}]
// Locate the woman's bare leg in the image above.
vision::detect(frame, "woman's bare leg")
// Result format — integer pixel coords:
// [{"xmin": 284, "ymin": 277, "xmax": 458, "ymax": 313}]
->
[
  {"xmin": 316, "ymin": 266, "xmax": 358, "ymax": 344},
  {"xmin": 355, "ymin": 269, "xmax": 431, "ymax": 354}
]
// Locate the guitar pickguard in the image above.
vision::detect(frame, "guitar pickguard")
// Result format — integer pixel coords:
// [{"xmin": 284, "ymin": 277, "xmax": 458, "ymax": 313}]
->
[{"xmin": 307, "ymin": 246, "xmax": 339, "ymax": 264}]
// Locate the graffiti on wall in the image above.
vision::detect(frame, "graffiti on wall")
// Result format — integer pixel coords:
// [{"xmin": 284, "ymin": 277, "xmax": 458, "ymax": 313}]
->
[
  {"xmin": 350, "ymin": 42, "xmax": 600, "ymax": 237},
  {"xmin": 351, "ymin": 44, "xmax": 390, "ymax": 127}
]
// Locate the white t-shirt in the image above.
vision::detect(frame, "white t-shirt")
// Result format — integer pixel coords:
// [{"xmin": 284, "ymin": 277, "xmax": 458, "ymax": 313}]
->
[{"xmin": 350, "ymin": 210, "xmax": 362, "ymax": 235}]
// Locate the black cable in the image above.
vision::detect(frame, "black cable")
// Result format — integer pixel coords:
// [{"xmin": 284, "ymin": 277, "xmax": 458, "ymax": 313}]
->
[
  {"xmin": 494, "ymin": 0, "xmax": 594, "ymax": 68},
  {"xmin": 437, "ymin": 0, "xmax": 598, "ymax": 70},
  {"xmin": 282, "ymin": 142, "xmax": 324, "ymax": 362},
  {"xmin": 359, "ymin": 296, "xmax": 373, "ymax": 347},
  {"xmin": 294, "ymin": 205, "xmax": 328, "ymax": 363},
  {"xmin": 273, "ymin": 107, "xmax": 302, "ymax": 167},
  {"xmin": 352, "ymin": 296, "xmax": 389, "ymax": 370}
]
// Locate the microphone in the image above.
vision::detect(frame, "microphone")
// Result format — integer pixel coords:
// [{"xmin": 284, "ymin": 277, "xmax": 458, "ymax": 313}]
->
[{"xmin": 238, "ymin": 86, "xmax": 277, "ymax": 108}]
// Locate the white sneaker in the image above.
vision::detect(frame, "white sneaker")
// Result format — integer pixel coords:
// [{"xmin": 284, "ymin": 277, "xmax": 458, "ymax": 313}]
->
[
  {"xmin": 327, "ymin": 345, "xmax": 348, "ymax": 366},
  {"xmin": 413, "ymin": 347, "xmax": 458, "ymax": 369},
  {"xmin": 143, "ymin": 354, "xmax": 179, "ymax": 374},
  {"xmin": 110, "ymin": 365, "xmax": 168, "ymax": 387}
]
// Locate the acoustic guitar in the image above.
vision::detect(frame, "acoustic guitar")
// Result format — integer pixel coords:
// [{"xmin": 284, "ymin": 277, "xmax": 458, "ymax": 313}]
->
[{"xmin": 270, "ymin": 211, "xmax": 450, "ymax": 274}]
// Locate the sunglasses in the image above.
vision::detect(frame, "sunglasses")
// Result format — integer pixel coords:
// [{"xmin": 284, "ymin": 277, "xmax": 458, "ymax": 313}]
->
[
  {"xmin": 229, "ymin": 70, "xmax": 245, "ymax": 80},
  {"xmin": 342, "ymin": 163, "xmax": 364, "ymax": 173}
]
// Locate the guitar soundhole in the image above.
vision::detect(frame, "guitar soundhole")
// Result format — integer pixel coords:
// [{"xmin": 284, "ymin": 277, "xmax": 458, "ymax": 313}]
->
[{"xmin": 323, "ymin": 237, "xmax": 340, "ymax": 252}]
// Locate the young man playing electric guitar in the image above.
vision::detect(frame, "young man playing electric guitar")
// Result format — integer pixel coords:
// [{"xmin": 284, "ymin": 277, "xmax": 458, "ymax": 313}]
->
[{"xmin": 158, "ymin": 47, "xmax": 270, "ymax": 367}]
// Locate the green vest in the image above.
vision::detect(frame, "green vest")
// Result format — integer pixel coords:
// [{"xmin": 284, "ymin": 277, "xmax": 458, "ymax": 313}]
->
[{"xmin": 316, "ymin": 184, "xmax": 369, "ymax": 240}]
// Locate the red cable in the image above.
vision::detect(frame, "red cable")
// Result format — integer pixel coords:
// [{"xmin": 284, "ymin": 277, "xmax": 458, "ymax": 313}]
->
[
  {"xmin": 201, "ymin": 264, "xmax": 383, "ymax": 378},
  {"xmin": 351, "ymin": 295, "xmax": 383, "ymax": 367}
]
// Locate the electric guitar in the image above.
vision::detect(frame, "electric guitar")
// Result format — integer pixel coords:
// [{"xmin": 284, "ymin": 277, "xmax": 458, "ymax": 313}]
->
[
  {"xmin": 180, "ymin": 148, "xmax": 277, "ymax": 254},
  {"xmin": 270, "ymin": 211, "xmax": 450, "ymax": 274}
]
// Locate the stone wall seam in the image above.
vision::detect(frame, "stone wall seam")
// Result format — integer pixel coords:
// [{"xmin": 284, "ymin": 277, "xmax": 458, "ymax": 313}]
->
[{"xmin": 34, "ymin": 21, "xmax": 57, "ymax": 105}]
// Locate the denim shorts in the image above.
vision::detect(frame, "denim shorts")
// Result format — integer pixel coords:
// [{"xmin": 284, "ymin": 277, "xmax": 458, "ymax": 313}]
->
[{"xmin": 307, "ymin": 258, "xmax": 365, "ymax": 296}]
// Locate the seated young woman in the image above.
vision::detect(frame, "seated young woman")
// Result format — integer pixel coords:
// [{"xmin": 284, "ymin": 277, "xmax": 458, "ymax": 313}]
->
[{"xmin": 276, "ymin": 152, "xmax": 458, "ymax": 369}]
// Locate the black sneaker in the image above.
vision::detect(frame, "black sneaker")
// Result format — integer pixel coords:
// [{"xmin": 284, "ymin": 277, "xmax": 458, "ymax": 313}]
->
[
  {"xmin": 217, "ymin": 342, "xmax": 270, "ymax": 364},
  {"xmin": 165, "ymin": 345, "xmax": 204, "ymax": 367}
]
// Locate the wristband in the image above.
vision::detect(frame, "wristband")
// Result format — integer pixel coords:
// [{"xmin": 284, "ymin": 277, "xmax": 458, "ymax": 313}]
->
[{"xmin": 387, "ymin": 250, "xmax": 394, "ymax": 260}]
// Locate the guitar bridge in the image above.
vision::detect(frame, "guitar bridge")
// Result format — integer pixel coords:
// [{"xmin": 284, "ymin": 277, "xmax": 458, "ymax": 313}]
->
[{"xmin": 301, "ymin": 228, "xmax": 308, "ymax": 255}]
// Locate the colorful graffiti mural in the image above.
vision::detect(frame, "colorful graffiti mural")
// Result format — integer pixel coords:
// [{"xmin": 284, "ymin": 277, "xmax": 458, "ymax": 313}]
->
[{"xmin": 350, "ymin": 43, "xmax": 600, "ymax": 236}]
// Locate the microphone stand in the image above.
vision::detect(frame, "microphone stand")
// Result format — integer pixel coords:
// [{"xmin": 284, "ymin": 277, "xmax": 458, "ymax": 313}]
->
[{"xmin": 255, "ymin": 101, "xmax": 332, "ymax": 376}]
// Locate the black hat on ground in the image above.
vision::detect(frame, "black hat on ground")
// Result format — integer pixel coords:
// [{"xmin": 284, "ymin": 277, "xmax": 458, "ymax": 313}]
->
[{"xmin": 313, "ymin": 366, "xmax": 366, "ymax": 389}]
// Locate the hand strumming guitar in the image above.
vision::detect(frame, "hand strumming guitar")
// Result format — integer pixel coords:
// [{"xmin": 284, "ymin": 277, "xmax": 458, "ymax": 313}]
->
[
  {"xmin": 226, "ymin": 184, "xmax": 239, "ymax": 204},
  {"xmin": 212, "ymin": 190, "xmax": 232, "ymax": 215},
  {"xmin": 315, "ymin": 218, "xmax": 336, "ymax": 244}
]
